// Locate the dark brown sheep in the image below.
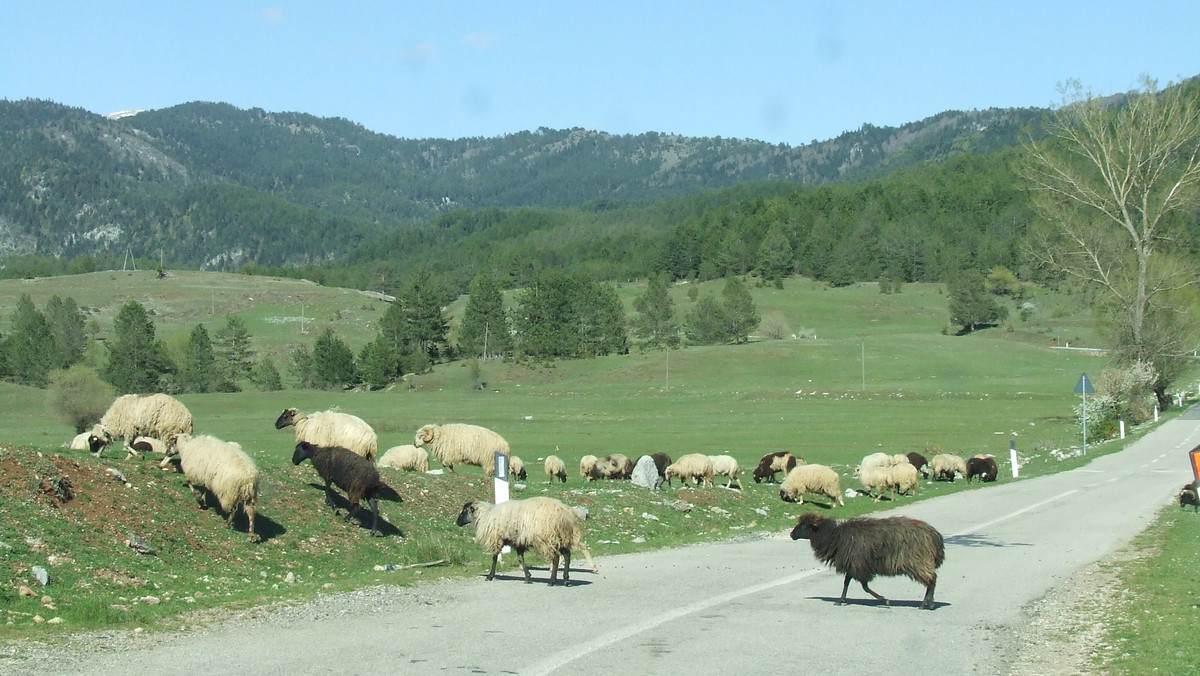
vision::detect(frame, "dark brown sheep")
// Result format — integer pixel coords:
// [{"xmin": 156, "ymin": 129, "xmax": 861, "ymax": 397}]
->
[
  {"xmin": 790, "ymin": 512, "xmax": 945, "ymax": 610},
  {"xmin": 649, "ymin": 452, "xmax": 672, "ymax": 488},
  {"xmin": 906, "ymin": 452, "xmax": 929, "ymax": 478},
  {"xmin": 292, "ymin": 441, "xmax": 386, "ymax": 536},
  {"xmin": 1180, "ymin": 482, "xmax": 1199, "ymax": 512},
  {"xmin": 966, "ymin": 455, "xmax": 998, "ymax": 483},
  {"xmin": 752, "ymin": 451, "xmax": 799, "ymax": 484}
]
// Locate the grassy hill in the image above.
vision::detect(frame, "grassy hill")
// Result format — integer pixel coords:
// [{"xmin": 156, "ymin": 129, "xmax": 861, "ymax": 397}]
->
[{"xmin": 0, "ymin": 271, "xmax": 1175, "ymax": 640}]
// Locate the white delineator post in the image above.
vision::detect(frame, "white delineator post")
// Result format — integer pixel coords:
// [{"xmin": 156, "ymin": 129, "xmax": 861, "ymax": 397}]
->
[
  {"xmin": 1010, "ymin": 439, "xmax": 1019, "ymax": 479},
  {"xmin": 494, "ymin": 451, "xmax": 510, "ymax": 555}
]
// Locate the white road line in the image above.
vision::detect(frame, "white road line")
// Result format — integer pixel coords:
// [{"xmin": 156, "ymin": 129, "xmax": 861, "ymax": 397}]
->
[
  {"xmin": 525, "ymin": 568, "xmax": 824, "ymax": 676},
  {"xmin": 947, "ymin": 489, "xmax": 1078, "ymax": 538}
]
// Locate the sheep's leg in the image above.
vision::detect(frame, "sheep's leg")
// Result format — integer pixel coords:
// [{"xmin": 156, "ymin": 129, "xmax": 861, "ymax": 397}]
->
[
  {"xmin": 322, "ymin": 480, "xmax": 336, "ymax": 507},
  {"xmin": 367, "ymin": 496, "xmax": 381, "ymax": 537},
  {"xmin": 246, "ymin": 505, "xmax": 260, "ymax": 543},
  {"xmin": 859, "ymin": 580, "xmax": 889, "ymax": 606},
  {"xmin": 486, "ymin": 553, "xmax": 499, "ymax": 581},
  {"xmin": 516, "ymin": 548, "xmax": 532, "ymax": 584},
  {"xmin": 920, "ymin": 576, "xmax": 938, "ymax": 610},
  {"xmin": 548, "ymin": 552, "xmax": 561, "ymax": 586},
  {"xmin": 838, "ymin": 574, "xmax": 852, "ymax": 605},
  {"xmin": 561, "ymin": 549, "xmax": 571, "ymax": 587}
]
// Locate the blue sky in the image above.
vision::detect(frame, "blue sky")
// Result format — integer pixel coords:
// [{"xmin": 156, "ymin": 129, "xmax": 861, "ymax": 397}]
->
[{"xmin": 3, "ymin": 2, "xmax": 1199, "ymax": 145}]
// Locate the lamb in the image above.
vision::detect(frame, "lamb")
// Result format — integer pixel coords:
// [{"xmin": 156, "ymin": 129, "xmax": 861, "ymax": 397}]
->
[
  {"xmin": 276, "ymin": 407, "xmax": 378, "ymax": 462},
  {"xmin": 752, "ymin": 451, "xmax": 799, "ymax": 484},
  {"xmin": 292, "ymin": 441, "xmax": 386, "ymax": 536},
  {"xmin": 930, "ymin": 453, "xmax": 968, "ymax": 482},
  {"xmin": 544, "ymin": 455, "xmax": 568, "ymax": 483},
  {"xmin": 169, "ymin": 434, "xmax": 261, "ymax": 542},
  {"xmin": 664, "ymin": 453, "xmax": 714, "ymax": 488},
  {"xmin": 790, "ymin": 512, "xmax": 945, "ymax": 610},
  {"xmin": 507, "ymin": 455, "xmax": 527, "ymax": 481},
  {"xmin": 707, "ymin": 455, "xmax": 743, "ymax": 490},
  {"xmin": 579, "ymin": 455, "xmax": 598, "ymax": 481},
  {"xmin": 455, "ymin": 497, "xmax": 598, "ymax": 586},
  {"xmin": 91, "ymin": 393, "xmax": 194, "ymax": 459},
  {"xmin": 414, "ymin": 423, "xmax": 510, "ymax": 476},
  {"xmin": 779, "ymin": 464, "xmax": 844, "ymax": 507},
  {"xmin": 1180, "ymin": 482, "xmax": 1199, "ymax": 512},
  {"xmin": 966, "ymin": 455, "xmax": 999, "ymax": 483},
  {"xmin": 377, "ymin": 444, "xmax": 429, "ymax": 473},
  {"xmin": 67, "ymin": 431, "xmax": 91, "ymax": 451},
  {"xmin": 587, "ymin": 453, "xmax": 634, "ymax": 480}
]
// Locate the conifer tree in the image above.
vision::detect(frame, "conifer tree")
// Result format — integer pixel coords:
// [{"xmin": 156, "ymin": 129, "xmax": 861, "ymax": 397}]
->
[
  {"xmin": 632, "ymin": 274, "xmax": 679, "ymax": 348},
  {"xmin": 5, "ymin": 294, "xmax": 57, "ymax": 386},
  {"xmin": 103, "ymin": 300, "xmax": 173, "ymax": 393},
  {"xmin": 179, "ymin": 324, "xmax": 217, "ymax": 393},
  {"xmin": 458, "ymin": 271, "xmax": 510, "ymax": 358}
]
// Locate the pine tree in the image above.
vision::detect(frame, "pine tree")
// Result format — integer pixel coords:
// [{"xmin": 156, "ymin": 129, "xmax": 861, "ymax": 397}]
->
[
  {"xmin": 358, "ymin": 336, "xmax": 398, "ymax": 390},
  {"xmin": 4, "ymin": 294, "xmax": 58, "ymax": 387},
  {"xmin": 632, "ymin": 274, "xmax": 679, "ymax": 348},
  {"xmin": 103, "ymin": 300, "xmax": 173, "ymax": 393},
  {"xmin": 721, "ymin": 275, "xmax": 760, "ymax": 344},
  {"xmin": 401, "ymin": 266, "xmax": 450, "ymax": 363},
  {"xmin": 44, "ymin": 295, "xmax": 86, "ymax": 369},
  {"xmin": 311, "ymin": 327, "xmax": 357, "ymax": 389},
  {"xmin": 948, "ymin": 268, "xmax": 1008, "ymax": 333},
  {"xmin": 458, "ymin": 271, "xmax": 510, "ymax": 359},
  {"xmin": 757, "ymin": 225, "xmax": 794, "ymax": 289},
  {"xmin": 179, "ymin": 324, "xmax": 217, "ymax": 393},
  {"xmin": 684, "ymin": 296, "xmax": 729, "ymax": 345},
  {"xmin": 215, "ymin": 315, "xmax": 254, "ymax": 384},
  {"xmin": 250, "ymin": 357, "xmax": 283, "ymax": 391}
]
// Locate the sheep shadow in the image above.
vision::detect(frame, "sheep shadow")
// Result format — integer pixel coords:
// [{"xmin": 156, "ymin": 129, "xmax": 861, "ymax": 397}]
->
[
  {"xmin": 303, "ymin": 482, "xmax": 405, "ymax": 538},
  {"xmin": 809, "ymin": 595, "xmax": 949, "ymax": 610},
  {"xmin": 483, "ymin": 568, "xmax": 596, "ymax": 587},
  {"xmin": 192, "ymin": 488, "xmax": 287, "ymax": 542},
  {"xmin": 944, "ymin": 533, "xmax": 1031, "ymax": 548}
]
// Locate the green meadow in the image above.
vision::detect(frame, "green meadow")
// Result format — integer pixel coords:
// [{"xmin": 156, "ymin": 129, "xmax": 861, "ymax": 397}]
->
[{"xmin": 0, "ymin": 270, "xmax": 1189, "ymax": 641}]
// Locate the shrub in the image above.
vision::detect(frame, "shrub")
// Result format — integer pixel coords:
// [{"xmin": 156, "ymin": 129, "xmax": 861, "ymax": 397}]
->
[{"xmin": 47, "ymin": 365, "xmax": 115, "ymax": 433}]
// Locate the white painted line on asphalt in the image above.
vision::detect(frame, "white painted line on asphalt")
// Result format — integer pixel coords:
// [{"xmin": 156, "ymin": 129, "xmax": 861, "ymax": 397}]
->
[
  {"xmin": 948, "ymin": 489, "xmax": 1079, "ymax": 538},
  {"xmin": 525, "ymin": 567, "xmax": 824, "ymax": 676}
]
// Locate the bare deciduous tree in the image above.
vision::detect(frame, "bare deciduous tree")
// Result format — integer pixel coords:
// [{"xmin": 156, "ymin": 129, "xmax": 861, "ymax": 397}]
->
[{"xmin": 1022, "ymin": 76, "xmax": 1200, "ymax": 403}]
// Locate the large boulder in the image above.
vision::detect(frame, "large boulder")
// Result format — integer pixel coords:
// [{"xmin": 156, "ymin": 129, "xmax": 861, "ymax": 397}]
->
[{"xmin": 631, "ymin": 455, "xmax": 660, "ymax": 490}]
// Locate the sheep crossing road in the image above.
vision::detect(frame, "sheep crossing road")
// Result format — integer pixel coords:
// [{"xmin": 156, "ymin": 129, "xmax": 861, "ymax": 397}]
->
[{"xmin": 9, "ymin": 408, "xmax": 1200, "ymax": 675}]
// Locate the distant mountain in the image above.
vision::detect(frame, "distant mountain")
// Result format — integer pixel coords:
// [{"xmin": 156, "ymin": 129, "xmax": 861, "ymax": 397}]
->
[{"xmin": 0, "ymin": 97, "xmax": 1046, "ymax": 269}]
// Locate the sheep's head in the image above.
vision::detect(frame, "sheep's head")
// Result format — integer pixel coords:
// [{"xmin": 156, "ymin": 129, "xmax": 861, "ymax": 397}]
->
[
  {"xmin": 789, "ymin": 512, "xmax": 830, "ymax": 540},
  {"xmin": 275, "ymin": 408, "xmax": 301, "ymax": 429},
  {"xmin": 87, "ymin": 426, "xmax": 113, "ymax": 456},
  {"xmin": 292, "ymin": 441, "xmax": 316, "ymax": 465},
  {"xmin": 455, "ymin": 501, "xmax": 485, "ymax": 527},
  {"xmin": 414, "ymin": 425, "xmax": 436, "ymax": 447}
]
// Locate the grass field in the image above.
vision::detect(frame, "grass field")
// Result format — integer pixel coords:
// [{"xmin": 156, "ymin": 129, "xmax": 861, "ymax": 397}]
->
[{"xmin": 0, "ymin": 270, "xmax": 1191, "ymax": 643}]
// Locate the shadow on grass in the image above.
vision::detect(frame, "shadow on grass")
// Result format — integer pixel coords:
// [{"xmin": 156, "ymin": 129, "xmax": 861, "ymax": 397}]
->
[{"xmin": 304, "ymin": 481, "xmax": 405, "ymax": 537}]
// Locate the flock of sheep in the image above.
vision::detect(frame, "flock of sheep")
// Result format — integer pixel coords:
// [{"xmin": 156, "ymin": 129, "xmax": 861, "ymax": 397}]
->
[{"xmin": 72, "ymin": 393, "xmax": 1009, "ymax": 603}]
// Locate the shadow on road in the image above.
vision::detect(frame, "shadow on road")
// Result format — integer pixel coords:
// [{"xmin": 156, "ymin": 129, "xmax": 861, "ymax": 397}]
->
[
  {"xmin": 807, "ymin": 595, "xmax": 949, "ymax": 610},
  {"xmin": 944, "ymin": 533, "xmax": 1032, "ymax": 548}
]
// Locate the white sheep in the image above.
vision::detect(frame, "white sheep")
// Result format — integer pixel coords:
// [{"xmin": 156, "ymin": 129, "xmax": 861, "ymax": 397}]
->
[
  {"xmin": 780, "ymin": 464, "xmax": 845, "ymax": 506},
  {"xmin": 67, "ymin": 431, "xmax": 91, "ymax": 450},
  {"xmin": 887, "ymin": 461, "xmax": 920, "ymax": 498},
  {"xmin": 664, "ymin": 453, "xmax": 714, "ymax": 487},
  {"xmin": 544, "ymin": 455, "xmax": 568, "ymax": 483},
  {"xmin": 706, "ymin": 455, "xmax": 743, "ymax": 490},
  {"xmin": 508, "ymin": 455, "xmax": 527, "ymax": 481},
  {"xmin": 930, "ymin": 453, "xmax": 968, "ymax": 482},
  {"xmin": 92, "ymin": 393, "xmax": 193, "ymax": 458},
  {"xmin": 170, "ymin": 434, "xmax": 261, "ymax": 542},
  {"xmin": 455, "ymin": 497, "xmax": 598, "ymax": 586},
  {"xmin": 376, "ymin": 444, "xmax": 429, "ymax": 473},
  {"xmin": 854, "ymin": 453, "xmax": 895, "ymax": 502},
  {"xmin": 275, "ymin": 407, "xmax": 378, "ymax": 462},
  {"xmin": 415, "ymin": 423, "xmax": 510, "ymax": 476},
  {"xmin": 579, "ymin": 454, "xmax": 598, "ymax": 481}
]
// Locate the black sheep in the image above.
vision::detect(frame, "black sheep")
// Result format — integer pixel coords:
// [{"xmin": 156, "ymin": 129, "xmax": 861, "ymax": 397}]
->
[
  {"xmin": 650, "ymin": 452, "xmax": 672, "ymax": 488},
  {"xmin": 1180, "ymin": 482, "xmax": 1199, "ymax": 512},
  {"xmin": 791, "ymin": 512, "xmax": 945, "ymax": 610},
  {"xmin": 292, "ymin": 441, "xmax": 384, "ymax": 536},
  {"xmin": 966, "ymin": 456, "xmax": 998, "ymax": 483},
  {"xmin": 752, "ymin": 451, "xmax": 798, "ymax": 484}
]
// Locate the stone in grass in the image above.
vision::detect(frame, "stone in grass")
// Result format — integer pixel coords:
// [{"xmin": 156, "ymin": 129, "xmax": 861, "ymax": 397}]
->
[
  {"xmin": 31, "ymin": 566, "xmax": 48, "ymax": 587},
  {"xmin": 630, "ymin": 455, "xmax": 660, "ymax": 490}
]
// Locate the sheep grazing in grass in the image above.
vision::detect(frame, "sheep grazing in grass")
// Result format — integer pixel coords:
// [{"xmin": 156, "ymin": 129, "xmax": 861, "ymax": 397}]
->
[
  {"xmin": 67, "ymin": 432, "xmax": 91, "ymax": 451},
  {"xmin": 649, "ymin": 452, "xmax": 672, "ymax": 488},
  {"xmin": 1180, "ymin": 482, "xmax": 1199, "ymax": 512},
  {"xmin": 906, "ymin": 452, "xmax": 929, "ymax": 478},
  {"xmin": 455, "ymin": 497, "xmax": 598, "ymax": 586},
  {"xmin": 170, "ymin": 434, "xmax": 261, "ymax": 542},
  {"xmin": 415, "ymin": 423, "xmax": 510, "ymax": 476},
  {"xmin": 276, "ymin": 407, "xmax": 379, "ymax": 462},
  {"xmin": 707, "ymin": 455, "xmax": 743, "ymax": 490},
  {"xmin": 377, "ymin": 445, "xmax": 429, "ymax": 473},
  {"xmin": 930, "ymin": 453, "xmax": 968, "ymax": 482},
  {"xmin": 752, "ymin": 451, "xmax": 799, "ymax": 484},
  {"xmin": 292, "ymin": 441, "xmax": 386, "ymax": 536},
  {"xmin": 665, "ymin": 453, "xmax": 714, "ymax": 488},
  {"xmin": 779, "ymin": 464, "xmax": 844, "ymax": 507},
  {"xmin": 588, "ymin": 453, "xmax": 634, "ymax": 481},
  {"xmin": 887, "ymin": 461, "xmax": 920, "ymax": 498},
  {"xmin": 791, "ymin": 512, "xmax": 945, "ymax": 610},
  {"xmin": 507, "ymin": 455, "xmax": 527, "ymax": 481},
  {"xmin": 91, "ymin": 393, "xmax": 194, "ymax": 459},
  {"xmin": 854, "ymin": 453, "xmax": 895, "ymax": 502},
  {"xmin": 544, "ymin": 455, "xmax": 568, "ymax": 483},
  {"xmin": 579, "ymin": 455, "xmax": 598, "ymax": 481},
  {"xmin": 966, "ymin": 455, "xmax": 999, "ymax": 483}
]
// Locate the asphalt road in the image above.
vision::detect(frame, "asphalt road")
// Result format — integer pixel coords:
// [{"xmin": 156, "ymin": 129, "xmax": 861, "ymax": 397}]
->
[{"xmin": 9, "ymin": 407, "xmax": 1200, "ymax": 675}]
